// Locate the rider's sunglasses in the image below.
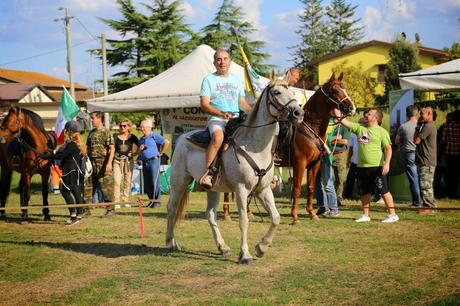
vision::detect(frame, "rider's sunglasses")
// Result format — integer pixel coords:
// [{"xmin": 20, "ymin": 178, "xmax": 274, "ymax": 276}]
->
[{"xmin": 119, "ymin": 124, "xmax": 128, "ymax": 128}]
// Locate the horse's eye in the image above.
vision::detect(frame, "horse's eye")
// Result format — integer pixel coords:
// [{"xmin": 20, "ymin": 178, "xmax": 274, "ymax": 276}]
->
[{"xmin": 272, "ymin": 90, "xmax": 281, "ymax": 95}]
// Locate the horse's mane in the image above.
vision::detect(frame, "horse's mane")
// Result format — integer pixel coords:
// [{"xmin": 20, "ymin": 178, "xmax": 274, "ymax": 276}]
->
[
  {"xmin": 19, "ymin": 108, "xmax": 48, "ymax": 134},
  {"xmin": 246, "ymin": 90, "xmax": 263, "ymax": 123}
]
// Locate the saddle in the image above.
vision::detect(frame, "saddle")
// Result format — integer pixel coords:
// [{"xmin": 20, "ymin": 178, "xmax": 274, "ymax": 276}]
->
[
  {"xmin": 186, "ymin": 113, "xmax": 247, "ymax": 186},
  {"xmin": 273, "ymin": 121, "xmax": 296, "ymax": 166}
]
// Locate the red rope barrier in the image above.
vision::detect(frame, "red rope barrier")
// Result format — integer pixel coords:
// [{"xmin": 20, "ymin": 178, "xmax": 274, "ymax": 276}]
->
[{"xmin": 137, "ymin": 196, "xmax": 145, "ymax": 239}]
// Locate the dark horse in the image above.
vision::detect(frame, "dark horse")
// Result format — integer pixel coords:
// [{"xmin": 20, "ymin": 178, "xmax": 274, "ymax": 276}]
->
[
  {"xmin": 0, "ymin": 105, "xmax": 57, "ymax": 222},
  {"xmin": 278, "ymin": 73, "xmax": 356, "ymax": 224}
]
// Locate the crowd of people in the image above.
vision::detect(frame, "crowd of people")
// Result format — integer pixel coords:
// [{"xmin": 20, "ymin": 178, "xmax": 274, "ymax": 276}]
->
[
  {"xmin": 48, "ymin": 48, "xmax": 458, "ymax": 226},
  {"xmin": 312, "ymin": 104, "xmax": 459, "ymax": 224},
  {"xmin": 48, "ymin": 112, "xmax": 169, "ymax": 225}
]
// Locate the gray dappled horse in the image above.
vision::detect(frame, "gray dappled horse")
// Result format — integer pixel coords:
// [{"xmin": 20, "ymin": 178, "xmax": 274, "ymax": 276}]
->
[{"xmin": 166, "ymin": 82, "xmax": 304, "ymax": 264}]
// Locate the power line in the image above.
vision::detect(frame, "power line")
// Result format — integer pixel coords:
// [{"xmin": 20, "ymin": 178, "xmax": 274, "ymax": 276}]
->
[
  {"xmin": 0, "ymin": 39, "xmax": 96, "ymax": 67},
  {"xmin": 75, "ymin": 16, "xmax": 99, "ymax": 41}
]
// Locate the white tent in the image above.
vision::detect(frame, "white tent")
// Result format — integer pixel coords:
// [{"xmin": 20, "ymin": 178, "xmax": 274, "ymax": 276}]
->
[
  {"xmin": 399, "ymin": 58, "xmax": 460, "ymax": 92},
  {"xmin": 86, "ymin": 44, "xmax": 270, "ymax": 112}
]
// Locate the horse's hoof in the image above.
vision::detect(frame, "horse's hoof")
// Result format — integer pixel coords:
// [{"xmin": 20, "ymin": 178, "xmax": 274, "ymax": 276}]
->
[
  {"xmin": 238, "ymin": 252, "xmax": 254, "ymax": 264},
  {"xmin": 218, "ymin": 244, "xmax": 230, "ymax": 256},
  {"xmin": 290, "ymin": 220, "xmax": 301, "ymax": 225},
  {"xmin": 247, "ymin": 212, "xmax": 256, "ymax": 222},
  {"xmin": 238, "ymin": 257, "xmax": 254, "ymax": 265},
  {"xmin": 255, "ymin": 244, "xmax": 265, "ymax": 258},
  {"xmin": 166, "ymin": 239, "xmax": 181, "ymax": 252},
  {"xmin": 311, "ymin": 215, "xmax": 320, "ymax": 220}
]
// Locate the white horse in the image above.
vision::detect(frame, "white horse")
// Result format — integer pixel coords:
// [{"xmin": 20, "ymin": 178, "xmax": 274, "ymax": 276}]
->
[{"xmin": 166, "ymin": 82, "xmax": 304, "ymax": 264}]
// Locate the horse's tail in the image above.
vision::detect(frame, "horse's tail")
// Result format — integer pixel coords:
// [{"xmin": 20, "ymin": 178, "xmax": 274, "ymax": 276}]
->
[{"xmin": 172, "ymin": 187, "xmax": 190, "ymax": 226}]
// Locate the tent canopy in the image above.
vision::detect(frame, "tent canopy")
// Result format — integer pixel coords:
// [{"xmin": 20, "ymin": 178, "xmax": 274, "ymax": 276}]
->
[
  {"xmin": 399, "ymin": 58, "xmax": 460, "ymax": 92},
  {"xmin": 86, "ymin": 45, "xmax": 270, "ymax": 112}
]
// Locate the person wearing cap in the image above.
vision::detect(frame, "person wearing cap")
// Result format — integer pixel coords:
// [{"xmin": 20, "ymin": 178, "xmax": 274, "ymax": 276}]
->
[{"xmin": 40, "ymin": 120, "xmax": 87, "ymax": 225}]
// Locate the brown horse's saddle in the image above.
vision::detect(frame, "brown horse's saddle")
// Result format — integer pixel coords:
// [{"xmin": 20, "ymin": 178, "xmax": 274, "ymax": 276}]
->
[{"xmin": 273, "ymin": 121, "xmax": 296, "ymax": 165}]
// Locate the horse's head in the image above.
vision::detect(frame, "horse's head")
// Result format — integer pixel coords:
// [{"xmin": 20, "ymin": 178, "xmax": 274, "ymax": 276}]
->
[
  {"xmin": 265, "ymin": 81, "xmax": 304, "ymax": 124},
  {"xmin": 321, "ymin": 73, "xmax": 356, "ymax": 116},
  {"xmin": 2, "ymin": 105, "xmax": 22, "ymax": 134}
]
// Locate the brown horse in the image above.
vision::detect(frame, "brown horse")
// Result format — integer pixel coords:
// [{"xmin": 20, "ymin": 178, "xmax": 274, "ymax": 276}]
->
[
  {"xmin": 0, "ymin": 105, "xmax": 57, "ymax": 222},
  {"xmin": 279, "ymin": 73, "xmax": 356, "ymax": 223}
]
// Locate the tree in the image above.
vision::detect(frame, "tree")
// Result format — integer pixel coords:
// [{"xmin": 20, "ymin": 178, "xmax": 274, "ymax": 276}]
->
[
  {"xmin": 98, "ymin": 0, "xmax": 196, "ymax": 93},
  {"xmin": 384, "ymin": 36, "xmax": 421, "ymax": 103},
  {"xmin": 292, "ymin": 0, "xmax": 330, "ymax": 83},
  {"xmin": 445, "ymin": 42, "xmax": 460, "ymax": 60},
  {"xmin": 142, "ymin": 0, "xmax": 198, "ymax": 75},
  {"xmin": 325, "ymin": 0, "xmax": 364, "ymax": 52},
  {"xmin": 331, "ymin": 61, "xmax": 377, "ymax": 108},
  {"xmin": 200, "ymin": 0, "xmax": 270, "ymax": 74}
]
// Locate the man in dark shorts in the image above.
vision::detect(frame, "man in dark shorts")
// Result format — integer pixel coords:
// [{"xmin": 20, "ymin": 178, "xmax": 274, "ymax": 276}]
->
[{"xmin": 335, "ymin": 108, "xmax": 399, "ymax": 223}]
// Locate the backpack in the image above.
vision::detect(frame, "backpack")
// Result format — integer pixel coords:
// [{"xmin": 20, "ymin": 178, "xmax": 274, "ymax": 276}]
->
[
  {"xmin": 74, "ymin": 155, "xmax": 93, "ymax": 179},
  {"xmin": 81, "ymin": 155, "xmax": 93, "ymax": 178}
]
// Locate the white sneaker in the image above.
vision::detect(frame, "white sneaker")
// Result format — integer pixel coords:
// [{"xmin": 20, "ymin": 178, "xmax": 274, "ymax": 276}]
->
[
  {"xmin": 355, "ymin": 214, "xmax": 371, "ymax": 222},
  {"xmin": 381, "ymin": 214, "xmax": 399, "ymax": 223},
  {"xmin": 376, "ymin": 197, "xmax": 384, "ymax": 204}
]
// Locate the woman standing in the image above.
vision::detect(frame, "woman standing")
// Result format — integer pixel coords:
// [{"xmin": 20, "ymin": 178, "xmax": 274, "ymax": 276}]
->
[
  {"xmin": 42, "ymin": 121, "xmax": 86, "ymax": 225},
  {"xmin": 113, "ymin": 119, "xmax": 139, "ymax": 205}
]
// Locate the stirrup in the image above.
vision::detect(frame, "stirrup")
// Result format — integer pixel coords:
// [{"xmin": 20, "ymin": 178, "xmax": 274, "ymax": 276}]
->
[{"xmin": 199, "ymin": 171, "xmax": 213, "ymax": 190}]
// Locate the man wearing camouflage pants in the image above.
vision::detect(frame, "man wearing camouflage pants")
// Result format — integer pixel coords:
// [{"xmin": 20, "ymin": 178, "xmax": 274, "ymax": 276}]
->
[
  {"xmin": 414, "ymin": 106, "xmax": 437, "ymax": 208},
  {"xmin": 86, "ymin": 111, "xmax": 116, "ymax": 216}
]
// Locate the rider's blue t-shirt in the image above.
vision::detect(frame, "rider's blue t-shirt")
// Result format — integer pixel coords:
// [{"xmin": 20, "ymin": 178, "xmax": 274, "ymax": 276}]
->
[{"xmin": 200, "ymin": 72, "xmax": 245, "ymax": 120}]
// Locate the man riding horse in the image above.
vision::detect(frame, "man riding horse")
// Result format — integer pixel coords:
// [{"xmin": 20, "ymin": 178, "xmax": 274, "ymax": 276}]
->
[{"xmin": 198, "ymin": 48, "xmax": 252, "ymax": 189}]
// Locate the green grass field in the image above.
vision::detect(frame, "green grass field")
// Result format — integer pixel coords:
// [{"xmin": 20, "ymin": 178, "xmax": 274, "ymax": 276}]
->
[{"xmin": 0, "ymin": 172, "xmax": 459, "ymax": 305}]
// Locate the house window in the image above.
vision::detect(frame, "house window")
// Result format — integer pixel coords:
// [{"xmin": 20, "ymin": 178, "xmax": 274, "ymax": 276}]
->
[{"xmin": 378, "ymin": 65, "xmax": 386, "ymax": 83}]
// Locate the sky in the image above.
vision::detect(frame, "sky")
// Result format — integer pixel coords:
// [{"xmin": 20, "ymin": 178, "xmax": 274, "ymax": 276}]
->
[{"xmin": 0, "ymin": 0, "xmax": 459, "ymax": 89}]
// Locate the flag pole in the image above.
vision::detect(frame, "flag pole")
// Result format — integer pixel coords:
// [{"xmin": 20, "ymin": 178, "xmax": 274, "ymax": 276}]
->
[{"xmin": 231, "ymin": 27, "xmax": 257, "ymax": 100}]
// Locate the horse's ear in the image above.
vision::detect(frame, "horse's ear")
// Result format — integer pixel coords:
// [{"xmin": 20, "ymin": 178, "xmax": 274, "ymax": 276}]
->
[
  {"xmin": 273, "ymin": 79, "xmax": 288, "ymax": 87},
  {"xmin": 329, "ymin": 73, "xmax": 336, "ymax": 82},
  {"xmin": 9, "ymin": 105, "xmax": 18, "ymax": 114},
  {"xmin": 338, "ymin": 72, "xmax": 344, "ymax": 81}
]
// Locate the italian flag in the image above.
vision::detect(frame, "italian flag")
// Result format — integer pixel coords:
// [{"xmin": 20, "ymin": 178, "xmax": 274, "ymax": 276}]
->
[{"xmin": 54, "ymin": 87, "xmax": 80, "ymax": 144}]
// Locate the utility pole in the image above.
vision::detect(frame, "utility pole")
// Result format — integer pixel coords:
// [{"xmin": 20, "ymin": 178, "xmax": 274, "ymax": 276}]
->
[
  {"xmin": 56, "ymin": 8, "xmax": 75, "ymax": 100},
  {"xmin": 101, "ymin": 34, "xmax": 110, "ymax": 129}
]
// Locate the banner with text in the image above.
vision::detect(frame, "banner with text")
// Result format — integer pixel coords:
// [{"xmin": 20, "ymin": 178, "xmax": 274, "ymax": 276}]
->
[{"xmin": 160, "ymin": 107, "xmax": 208, "ymax": 149}]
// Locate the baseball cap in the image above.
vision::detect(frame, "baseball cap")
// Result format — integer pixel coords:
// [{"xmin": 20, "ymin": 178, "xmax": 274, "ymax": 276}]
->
[{"xmin": 64, "ymin": 121, "xmax": 82, "ymax": 133}]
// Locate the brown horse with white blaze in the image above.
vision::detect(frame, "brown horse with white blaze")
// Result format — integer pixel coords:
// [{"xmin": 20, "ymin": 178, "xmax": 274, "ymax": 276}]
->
[
  {"xmin": 0, "ymin": 105, "xmax": 56, "ymax": 222},
  {"xmin": 285, "ymin": 73, "xmax": 356, "ymax": 223}
]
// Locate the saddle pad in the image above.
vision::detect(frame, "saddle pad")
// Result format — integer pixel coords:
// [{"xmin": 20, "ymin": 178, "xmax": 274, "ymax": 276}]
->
[{"xmin": 186, "ymin": 129, "xmax": 211, "ymax": 149}]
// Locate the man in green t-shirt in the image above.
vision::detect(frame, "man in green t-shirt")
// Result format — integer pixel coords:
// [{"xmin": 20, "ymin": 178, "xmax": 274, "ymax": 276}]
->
[{"xmin": 335, "ymin": 108, "xmax": 399, "ymax": 223}]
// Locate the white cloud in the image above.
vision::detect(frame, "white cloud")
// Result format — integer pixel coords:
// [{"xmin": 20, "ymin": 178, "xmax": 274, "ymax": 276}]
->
[
  {"xmin": 181, "ymin": 1, "xmax": 202, "ymax": 19},
  {"xmin": 51, "ymin": 66, "xmax": 68, "ymax": 80},
  {"xmin": 69, "ymin": 0, "xmax": 117, "ymax": 12},
  {"xmin": 200, "ymin": 0, "xmax": 217, "ymax": 10},
  {"xmin": 235, "ymin": 0, "xmax": 266, "ymax": 40},
  {"xmin": 274, "ymin": 10, "xmax": 300, "ymax": 29},
  {"xmin": 362, "ymin": 1, "xmax": 420, "ymax": 42}
]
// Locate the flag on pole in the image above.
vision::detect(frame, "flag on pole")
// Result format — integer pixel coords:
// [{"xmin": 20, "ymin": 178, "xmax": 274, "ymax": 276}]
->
[
  {"xmin": 238, "ymin": 46, "xmax": 269, "ymax": 100},
  {"xmin": 55, "ymin": 86, "xmax": 80, "ymax": 144}
]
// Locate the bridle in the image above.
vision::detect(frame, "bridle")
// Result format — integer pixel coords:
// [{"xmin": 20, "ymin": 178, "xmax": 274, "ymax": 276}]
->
[
  {"xmin": 320, "ymin": 83, "xmax": 354, "ymax": 119},
  {"xmin": 239, "ymin": 84, "xmax": 300, "ymax": 129},
  {"xmin": 265, "ymin": 84, "xmax": 299, "ymax": 121}
]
